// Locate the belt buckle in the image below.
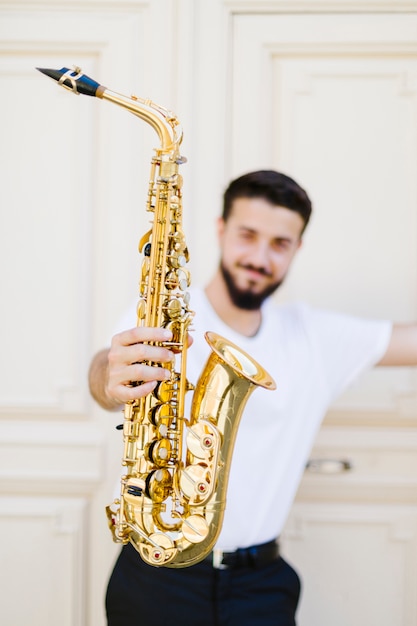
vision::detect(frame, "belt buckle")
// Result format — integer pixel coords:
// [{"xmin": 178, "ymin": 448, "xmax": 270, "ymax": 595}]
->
[{"xmin": 212, "ymin": 549, "xmax": 228, "ymax": 570}]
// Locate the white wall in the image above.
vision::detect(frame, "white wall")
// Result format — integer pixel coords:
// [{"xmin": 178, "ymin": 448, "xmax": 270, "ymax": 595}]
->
[{"xmin": 1, "ymin": 1, "xmax": 416, "ymax": 624}]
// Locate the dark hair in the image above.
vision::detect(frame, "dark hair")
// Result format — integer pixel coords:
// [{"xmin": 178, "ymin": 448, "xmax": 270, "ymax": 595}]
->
[{"xmin": 222, "ymin": 170, "xmax": 312, "ymax": 232}]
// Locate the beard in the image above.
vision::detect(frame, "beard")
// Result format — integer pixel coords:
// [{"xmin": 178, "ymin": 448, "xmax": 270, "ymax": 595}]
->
[{"xmin": 220, "ymin": 262, "xmax": 283, "ymax": 310}]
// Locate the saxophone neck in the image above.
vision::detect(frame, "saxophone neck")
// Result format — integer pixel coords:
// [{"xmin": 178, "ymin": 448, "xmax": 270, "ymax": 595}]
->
[
  {"xmin": 101, "ymin": 88, "xmax": 182, "ymax": 154},
  {"xmin": 37, "ymin": 66, "xmax": 182, "ymax": 154}
]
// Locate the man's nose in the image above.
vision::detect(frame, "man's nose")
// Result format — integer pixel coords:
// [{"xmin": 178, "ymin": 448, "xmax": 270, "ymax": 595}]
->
[{"xmin": 248, "ymin": 241, "xmax": 271, "ymax": 271}]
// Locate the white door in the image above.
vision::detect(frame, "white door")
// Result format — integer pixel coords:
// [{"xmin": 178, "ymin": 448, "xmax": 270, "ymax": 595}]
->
[
  {"xmin": 1, "ymin": 2, "xmax": 417, "ymax": 625},
  {"xmin": 224, "ymin": 9, "xmax": 417, "ymax": 625}
]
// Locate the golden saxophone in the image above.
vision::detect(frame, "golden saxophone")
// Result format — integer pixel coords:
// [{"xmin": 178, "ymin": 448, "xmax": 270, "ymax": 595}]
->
[{"xmin": 38, "ymin": 66, "xmax": 276, "ymax": 567}]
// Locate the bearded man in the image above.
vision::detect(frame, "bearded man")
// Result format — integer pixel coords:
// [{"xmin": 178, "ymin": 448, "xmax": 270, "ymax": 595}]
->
[{"xmin": 89, "ymin": 170, "xmax": 417, "ymax": 626}]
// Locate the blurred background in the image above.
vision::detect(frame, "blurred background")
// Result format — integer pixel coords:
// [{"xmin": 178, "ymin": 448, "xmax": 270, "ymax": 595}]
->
[{"xmin": 1, "ymin": 1, "xmax": 417, "ymax": 624}]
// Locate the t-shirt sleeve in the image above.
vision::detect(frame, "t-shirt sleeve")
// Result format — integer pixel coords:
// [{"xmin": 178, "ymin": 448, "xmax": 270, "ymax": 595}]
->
[
  {"xmin": 303, "ymin": 305, "xmax": 393, "ymax": 402},
  {"xmin": 108, "ymin": 300, "xmax": 137, "ymax": 343}
]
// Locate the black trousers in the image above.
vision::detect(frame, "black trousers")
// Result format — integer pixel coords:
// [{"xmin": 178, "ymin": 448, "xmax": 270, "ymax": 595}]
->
[{"xmin": 106, "ymin": 543, "xmax": 301, "ymax": 626}]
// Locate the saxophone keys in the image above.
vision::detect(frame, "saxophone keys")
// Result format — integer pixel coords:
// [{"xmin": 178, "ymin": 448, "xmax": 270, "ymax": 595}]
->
[
  {"xmin": 181, "ymin": 514, "xmax": 209, "ymax": 544},
  {"xmin": 124, "ymin": 478, "xmax": 146, "ymax": 505},
  {"xmin": 169, "ymin": 253, "xmax": 187, "ymax": 269},
  {"xmin": 138, "ymin": 227, "xmax": 152, "ymax": 253},
  {"xmin": 165, "ymin": 298, "xmax": 182, "ymax": 319},
  {"xmin": 179, "ymin": 463, "xmax": 211, "ymax": 501},
  {"xmin": 139, "ymin": 532, "xmax": 177, "ymax": 566},
  {"xmin": 164, "ymin": 319, "xmax": 184, "ymax": 346},
  {"xmin": 186, "ymin": 423, "xmax": 218, "ymax": 459},
  {"xmin": 169, "ymin": 194, "xmax": 180, "ymax": 208},
  {"xmin": 165, "ymin": 268, "xmax": 189, "ymax": 291},
  {"xmin": 147, "ymin": 438, "xmax": 172, "ymax": 466},
  {"xmin": 152, "ymin": 383, "xmax": 176, "ymax": 404},
  {"xmin": 136, "ymin": 298, "xmax": 147, "ymax": 320},
  {"xmin": 146, "ymin": 468, "xmax": 172, "ymax": 502},
  {"xmin": 164, "ymin": 270, "xmax": 179, "ymax": 290}
]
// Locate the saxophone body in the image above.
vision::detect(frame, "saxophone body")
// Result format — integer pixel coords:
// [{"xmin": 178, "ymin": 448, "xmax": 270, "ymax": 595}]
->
[{"xmin": 38, "ymin": 66, "xmax": 276, "ymax": 567}]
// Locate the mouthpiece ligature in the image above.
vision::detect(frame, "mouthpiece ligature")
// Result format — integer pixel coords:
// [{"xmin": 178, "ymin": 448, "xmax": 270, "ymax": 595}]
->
[{"xmin": 36, "ymin": 66, "xmax": 102, "ymax": 97}]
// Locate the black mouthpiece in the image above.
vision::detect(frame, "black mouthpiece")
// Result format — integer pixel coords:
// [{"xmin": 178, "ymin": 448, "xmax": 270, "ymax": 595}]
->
[{"xmin": 36, "ymin": 66, "xmax": 102, "ymax": 97}]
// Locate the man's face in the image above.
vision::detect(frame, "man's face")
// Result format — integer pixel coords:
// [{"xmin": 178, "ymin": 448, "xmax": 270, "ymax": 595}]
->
[{"xmin": 218, "ymin": 197, "xmax": 304, "ymax": 309}]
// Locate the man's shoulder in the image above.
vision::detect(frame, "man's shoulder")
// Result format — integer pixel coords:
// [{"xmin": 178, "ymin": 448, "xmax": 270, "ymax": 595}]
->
[
  {"xmin": 263, "ymin": 299, "xmax": 311, "ymax": 322},
  {"xmin": 263, "ymin": 300, "xmax": 361, "ymax": 338}
]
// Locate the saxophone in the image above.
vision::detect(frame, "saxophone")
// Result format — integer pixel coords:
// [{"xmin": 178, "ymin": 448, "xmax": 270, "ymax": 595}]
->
[{"xmin": 38, "ymin": 66, "xmax": 276, "ymax": 567}]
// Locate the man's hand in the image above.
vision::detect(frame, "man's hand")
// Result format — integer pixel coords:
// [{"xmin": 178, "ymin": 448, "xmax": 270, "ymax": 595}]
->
[{"xmin": 89, "ymin": 327, "xmax": 175, "ymax": 411}]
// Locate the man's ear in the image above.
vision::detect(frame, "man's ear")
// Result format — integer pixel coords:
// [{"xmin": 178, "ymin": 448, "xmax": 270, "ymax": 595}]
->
[{"xmin": 217, "ymin": 216, "xmax": 226, "ymax": 240}]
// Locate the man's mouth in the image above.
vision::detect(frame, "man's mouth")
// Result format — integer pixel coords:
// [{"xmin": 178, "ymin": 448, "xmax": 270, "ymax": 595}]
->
[{"xmin": 238, "ymin": 264, "xmax": 272, "ymax": 279}]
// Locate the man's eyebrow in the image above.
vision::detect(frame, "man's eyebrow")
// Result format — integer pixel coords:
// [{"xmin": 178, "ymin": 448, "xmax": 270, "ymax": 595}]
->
[
  {"xmin": 236, "ymin": 225, "xmax": 257, "ymax": 235},
  {"xmin": 237, "ymin": 226, "xmax": 297, "ymax": 244},
  {"xmin": 273, "ymin": 236, "xmax": 293, "ymax": 243}
]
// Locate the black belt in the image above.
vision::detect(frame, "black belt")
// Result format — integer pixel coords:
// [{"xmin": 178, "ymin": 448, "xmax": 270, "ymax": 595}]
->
[{"xmin": 205, "ymin": 538, "xmax": 280, "ymax": 570}]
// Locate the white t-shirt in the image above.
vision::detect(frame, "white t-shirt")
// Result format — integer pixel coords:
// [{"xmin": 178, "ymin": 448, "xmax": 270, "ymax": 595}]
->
[{"xmin": 115, "ymin": 287, "xmax": 392, "ymax": 551}]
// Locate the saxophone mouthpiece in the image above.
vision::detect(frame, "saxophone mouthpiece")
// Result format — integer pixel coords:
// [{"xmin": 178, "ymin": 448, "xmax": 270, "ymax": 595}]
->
[{"xmin": 36, "ymin": 66, "xmax": 103, "ymax": 97}]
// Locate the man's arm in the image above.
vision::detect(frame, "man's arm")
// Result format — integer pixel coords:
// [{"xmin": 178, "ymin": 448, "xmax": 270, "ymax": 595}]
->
[
  {"xmin": 88, "ymin": 326, "xmax": 175, "ymax": 411},
  {"xmin": 377, "ymin": 323, "xmax": 417, "ymax": 366},
  {"xmin": 88, "ymin": 348, "xmax": 120, "ymax": 411}
]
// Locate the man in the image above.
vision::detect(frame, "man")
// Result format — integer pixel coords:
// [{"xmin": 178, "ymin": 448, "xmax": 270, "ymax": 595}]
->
[{"xmin": 89, "ymin": 170, "xmax": 417, "ymax": 625}]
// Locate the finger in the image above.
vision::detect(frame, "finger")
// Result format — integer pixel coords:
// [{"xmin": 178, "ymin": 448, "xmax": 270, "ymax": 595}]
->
[
  {"xmin": 166, "ymin": 331, "xmax": 194, "ymax": 354},
  {"xmin": 125, "ymin": 363, "xmax": 172, "ymax": 385},
  {"xmin": 109, "ymin": 343, "xmax": 175, "ymax": 371},
  {"xmin": 107, "ymin": 361, "xmax": 171, "ymax": 402},
  {"xmin": 112, "ymin": 326, "xmax": 173, "ymax": 348},
  {"xmin": 109, "ymin": 380, "xmax": 158, "ymax": 405}
]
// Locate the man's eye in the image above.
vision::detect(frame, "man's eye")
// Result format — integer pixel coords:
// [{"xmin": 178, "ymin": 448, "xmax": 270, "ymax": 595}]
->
[
  {"xmin": 239, "ymin": 231, "xmax": 254, "ymax": 240},
  {"xmin": 273, "ymin": 240, "xmax": 290, "ymax": 251}
]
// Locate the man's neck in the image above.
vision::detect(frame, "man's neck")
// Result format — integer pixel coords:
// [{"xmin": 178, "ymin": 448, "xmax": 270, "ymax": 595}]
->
[{"xmin": 204, "ymin": 271, "xmax": 262, "ymax": 337}]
